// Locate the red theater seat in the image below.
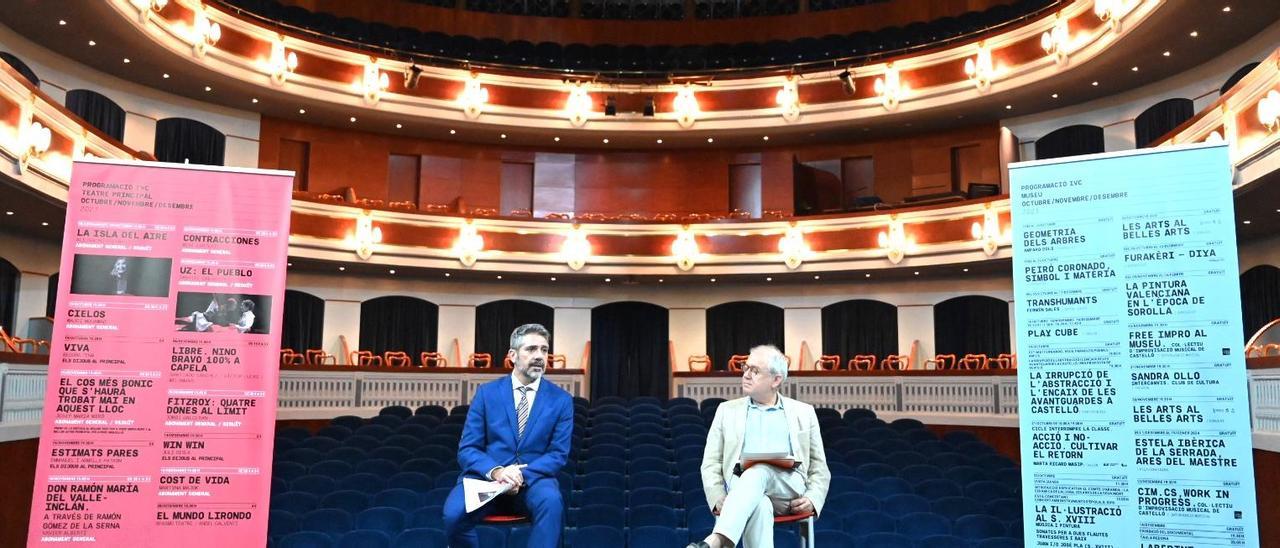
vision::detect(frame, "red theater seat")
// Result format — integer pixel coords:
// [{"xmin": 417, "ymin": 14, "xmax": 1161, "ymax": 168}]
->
[
  {"xmin": 848, "ymin": 355, "xmax": 877, "ymax": 371},
  {"xmin": 350, "ymin": 351, "xmax": 384, "ymax": 367},
  {"xmin": 306, "ymin": 349, "xmax": 337, "ymax": 366},
  {"xmin": 815, "ymin": 355, "xmax": 841, "ymax": 371},
  {"xmin": 881, "ymin": 355, "xmax": 910, "ymax": 370},
  {"xmin": 384, "ymin": 351, "xmax": 412, "ymax": 367},
  {"xmin": 280, "ymin": 348, "xmax": 306, "ymax": 366},
  {"xmin": 420, "ymin": 352, "xmax": 448, "ymax": 367},
  {"xmin": 959, "ymin": 354, "xmax": 989, "ymax": 370}
]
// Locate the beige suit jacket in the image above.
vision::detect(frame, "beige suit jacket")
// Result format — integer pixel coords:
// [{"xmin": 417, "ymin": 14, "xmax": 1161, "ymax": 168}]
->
[{"xmin": 700, "ymin": 395, "xmax": 832, "ymax": 516}]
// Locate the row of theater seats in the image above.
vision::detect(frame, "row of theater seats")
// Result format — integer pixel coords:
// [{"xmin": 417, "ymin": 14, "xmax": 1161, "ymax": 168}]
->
[
  {"xmin": 466, "ymin": 0, "xmax": 573, "ymax": 17},
  {"xmin": 268, "ymin": 397, "xmax": 1023, "ymax": 547},
  {"xmin": 222, "ymin": 0, "xmax": 1054, "ymax": 74}
]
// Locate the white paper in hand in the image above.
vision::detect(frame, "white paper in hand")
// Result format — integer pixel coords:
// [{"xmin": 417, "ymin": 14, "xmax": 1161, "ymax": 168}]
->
[{"xmin": 463, "ymin": 477, "xmax": 514, "ymax": 513}]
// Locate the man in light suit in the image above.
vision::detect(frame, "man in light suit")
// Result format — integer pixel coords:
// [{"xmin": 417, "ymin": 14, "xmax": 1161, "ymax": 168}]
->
[
  {"xmin": 688, "ymin": 344, "xmax": 831, "ymax": 548},
  {"xmin": 442, "ymin": 323, "xmax": 573, "ymax": 548}
]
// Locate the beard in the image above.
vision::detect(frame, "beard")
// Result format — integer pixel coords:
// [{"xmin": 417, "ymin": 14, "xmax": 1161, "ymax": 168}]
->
[{"xmin": 525, "ymin": 361, "xmax": 546, "ymax": 377}]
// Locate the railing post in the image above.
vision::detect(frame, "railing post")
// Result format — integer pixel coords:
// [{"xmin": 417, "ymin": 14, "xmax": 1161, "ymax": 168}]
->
[
  {"xmin": 993, "ymin": 377, "xmax": 1002, "ymax": 415},
  {"xmin": 353, "ymin": 373, "xmax": 364, "ymax": 409},
  {"xmin": 0, "ymin": 365, "xmax": 8, "ymax": 424}
]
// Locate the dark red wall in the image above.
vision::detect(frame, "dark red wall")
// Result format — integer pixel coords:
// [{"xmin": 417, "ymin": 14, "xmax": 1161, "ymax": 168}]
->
[{"xmin": 258, "ymin": 117, "xmax": 1001, "ymax": 216}]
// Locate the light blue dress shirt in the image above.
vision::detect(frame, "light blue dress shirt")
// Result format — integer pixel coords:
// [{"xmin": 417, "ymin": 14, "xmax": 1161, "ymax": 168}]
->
[{"xmin": 742, "ymin": 396, "xmax": 792, "ymax": 456}]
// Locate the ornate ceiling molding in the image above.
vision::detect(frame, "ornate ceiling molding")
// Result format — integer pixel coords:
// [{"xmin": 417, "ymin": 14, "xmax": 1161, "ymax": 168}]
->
[{"xmin": 105, "ymin": 0, "xmax": 1164, "ymax": 133}]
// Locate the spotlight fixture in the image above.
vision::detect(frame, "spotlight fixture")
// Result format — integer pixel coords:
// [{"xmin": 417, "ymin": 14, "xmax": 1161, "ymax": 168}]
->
[
  {"xmin": 565, "ymin": 82, "xmax": 593, "ymax": 126},
  {"xmin": 837, "ymin": 69, "xmax": 855, "ymax": 95},
  {"xmin": 1040, "ymin": 15, "xmax": 1070, "ymax": 64},
  {"xmin": 874, "ymin": 63, "xmax": 908, "ymax": 111},
  {"xmin": 457, "ymin": 72, "xmax": 489, "ymax": 118},
  {"xmin": 604, "ymin": 96, "xmax": 617, "ymax": 116},
  {"xmin": 963, "ymin": 42, "xmax": 995, "ymax": 92},
  {"xmin": 403, "ymin": 64, "xmax": 423, "ymax": 89},
  {"xmin": 1259, "ymin": 90, "xmax": 1280, "ymax": 133},
  {"xmin": 18, "ymin": 120, "xmax": 51, "ymax": 174},
  {"xmin": 775, "ymin": 77, "xmax": 800, "ymax": 121},
  {"xmin": 360, "ymin": 60, "xmax": 391, "ymax": 105},
  {"xmin": 264, "ymin": 40, "xmax": 296, "ymax": 84},
  {"xmin": 643, "ymin": 97, "xmax": 656, "ymax": 117},
  {"xmin": 192, "ymin": 9, "xmax": 221, "ymax": 57},
  {"xmin": 673, "ymin": 85, "xmax": 700, "ymax": 127}
]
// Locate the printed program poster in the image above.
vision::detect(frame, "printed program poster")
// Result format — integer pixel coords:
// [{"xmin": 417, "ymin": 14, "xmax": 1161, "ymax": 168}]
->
[
  {"xmin": 27, "ymin": 159, "xmax": 294, "ymax": 547},
  {"xmin": 1010, "ymin": 142, "xmax": 1258, "ymax": 548}
]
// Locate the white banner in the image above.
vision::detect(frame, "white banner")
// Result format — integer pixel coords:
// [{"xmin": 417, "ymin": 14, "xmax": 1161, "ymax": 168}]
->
[{"xmin": 1010, "ymin": 143, "xmax": 1258, "ymax": 547}]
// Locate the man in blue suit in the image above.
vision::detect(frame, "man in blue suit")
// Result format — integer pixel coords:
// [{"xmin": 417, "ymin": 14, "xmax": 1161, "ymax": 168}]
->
[{"xmin": 443, "ymin": 323, "xmax": 573, "ymax": 548}]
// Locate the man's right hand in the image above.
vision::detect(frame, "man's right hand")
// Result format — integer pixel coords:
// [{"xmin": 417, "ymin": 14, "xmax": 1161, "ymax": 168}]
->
[
  {"xmin": 712, "ymin": 496, "xmax": 725, "ymax": 515},
  {"xmin": 494, "ymin": 465, "xmax": 525, "ymax": 488}
]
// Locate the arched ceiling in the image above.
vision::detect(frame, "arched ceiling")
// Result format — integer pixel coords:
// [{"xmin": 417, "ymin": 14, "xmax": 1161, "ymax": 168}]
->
[{"xmin": 0, "ymin": 1, "xmax": 1272, "ymax": 148}]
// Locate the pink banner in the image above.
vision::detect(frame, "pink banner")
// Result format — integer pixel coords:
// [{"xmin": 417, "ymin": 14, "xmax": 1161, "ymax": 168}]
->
[{"xmin": 28, "ymin": 159, "xmax": 294, "ymax": 547}]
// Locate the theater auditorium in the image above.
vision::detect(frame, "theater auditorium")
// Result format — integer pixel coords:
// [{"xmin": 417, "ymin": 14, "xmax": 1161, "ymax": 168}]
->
[{"xmin": 0, "ymin": 0, "xmax": 1278, "ymax": 547}]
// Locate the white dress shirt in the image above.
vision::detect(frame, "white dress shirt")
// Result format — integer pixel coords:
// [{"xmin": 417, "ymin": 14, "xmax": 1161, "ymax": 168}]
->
[
  {"xmin": 742, "ymin": 396, "xmax": 793, "ymax": 456},
  {"xmin": 511, "ymin": 372, "xmax": 542, "ymax": 411}
]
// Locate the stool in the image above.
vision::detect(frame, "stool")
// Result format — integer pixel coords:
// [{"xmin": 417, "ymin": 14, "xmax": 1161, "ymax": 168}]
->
[
  {"xmin": 775, "ymin": 511, "xmax": 815, "ymax": 548},
  {"xmin": 711, "ymin": 505, "xmax": 815, "ymax": 548}
]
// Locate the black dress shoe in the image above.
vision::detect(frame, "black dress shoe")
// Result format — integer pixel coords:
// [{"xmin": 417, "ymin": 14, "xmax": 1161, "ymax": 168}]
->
[{"xmin": 685, "ymin": 542, "xmax": 710, "ymax": 548}]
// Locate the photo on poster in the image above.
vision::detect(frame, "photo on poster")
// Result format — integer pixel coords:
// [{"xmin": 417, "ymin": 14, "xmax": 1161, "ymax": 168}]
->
[
  {"xmin": 70, "ymin": 254, "xmax": 173, "ymax": 297},
  {"xmin": 174, "ymin": 292, "xmax": 273, "ymax": 335}
]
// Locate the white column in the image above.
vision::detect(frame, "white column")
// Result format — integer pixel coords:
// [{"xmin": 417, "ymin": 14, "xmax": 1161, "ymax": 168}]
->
[
  {"xmin": 437, "ymin": 304, "xmax": 475, "ymax": 367},
  {"xmin": 123, "ymin": 112, "xmax": 157, "ymax": 157},
  {"xmin": 224, "ymin": 133, "xmax": 262, "ymax": 169},
  {"xmin": 783, "ymin": 307, "xmax": 822, "ymax": 371},
  {"xmin": 668, "ymin": 308, "xmax": 706, "ymax": 372},
  {"xmin": 553, "ymin": 308, "xmax": 591, "ymax": 370},
  {"xmin": 898, "ymin": 305, "xmax": 935, "ymax": 369},
  {"xmin": 1008, "ymin": 300, "xmax": 1018, "ymax": 355},
  {"xmin": 15, "ymin": 271, "xmax": 50, "ymax": 338},
  {"xmin": 323, "ymin": 300, "xmax": 361, "ymax": 365},
  {"xmin": 1103, "ymin": 123, "xmax": 1133, "ymax": 153}
]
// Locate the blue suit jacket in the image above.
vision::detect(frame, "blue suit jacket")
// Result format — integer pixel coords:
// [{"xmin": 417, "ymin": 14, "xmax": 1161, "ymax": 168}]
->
[{"xmin": 457, "ymin": 375, "xmax": 574, "ymax": 484}]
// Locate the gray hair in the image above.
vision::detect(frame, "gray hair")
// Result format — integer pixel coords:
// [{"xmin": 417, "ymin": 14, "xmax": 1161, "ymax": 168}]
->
[
  {"xmin": 509, "ymin": 323, "xmax": 551, "ymax": 351},
  {"xmin": 748, "ymin": 344, "xmax": 788, "ymax": 383}
]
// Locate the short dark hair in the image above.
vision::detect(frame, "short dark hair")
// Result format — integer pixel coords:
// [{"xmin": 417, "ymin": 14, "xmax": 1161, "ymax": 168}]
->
[
  {"xmin": 509, "ymin": 323, "xmax": 550, "ymax": 351},
  {"xmin": 241, "ymin": 299, "xmax": 255, "ymax": 311}
]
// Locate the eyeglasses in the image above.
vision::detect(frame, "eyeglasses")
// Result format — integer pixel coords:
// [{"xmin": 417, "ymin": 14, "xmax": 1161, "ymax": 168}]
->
[{"xmin": 742, "ymin": 365, "xmax": 772, "ymax": 378}]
